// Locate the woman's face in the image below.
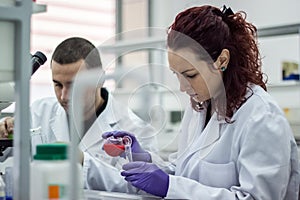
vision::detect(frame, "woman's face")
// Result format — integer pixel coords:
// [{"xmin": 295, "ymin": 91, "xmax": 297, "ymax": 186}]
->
[{"xmin": 168, "ymin": 48, "xmax": 224, "ymax": 103}]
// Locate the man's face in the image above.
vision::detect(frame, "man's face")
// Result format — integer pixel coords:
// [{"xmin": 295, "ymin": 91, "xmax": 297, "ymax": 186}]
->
[{"xmin": 51, "ymin": 59, "xmax": 87, "ymax": 113}]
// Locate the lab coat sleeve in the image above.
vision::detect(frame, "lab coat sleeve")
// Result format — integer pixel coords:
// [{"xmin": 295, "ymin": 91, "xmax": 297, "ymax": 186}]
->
[
  {"xmin": 233, "ymin": 112, "xmax": 297, "ymax": 200},
  {"xmin": 165, "ymin": 112, "xmax": 298, "ymax": 200},
  {"xmin": 83, "ymin": 152, "xmax": 128, "ymax": 192}
]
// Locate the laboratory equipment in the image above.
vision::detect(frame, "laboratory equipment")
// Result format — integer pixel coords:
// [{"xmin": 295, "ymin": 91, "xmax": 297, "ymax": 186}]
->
[
  {"xmin": 30, "ymin": 143, "xmax": 83, "ymax": 200},
  {"xmin": 103, "ymin": 136, "xmax": 133, "ymax": 162},
  {"xmin": 0, "ymin": 51, "xmax": 46, "ymax": 157},
  {"xmin": 103, "ymin": 136, "xmax": 125, "ymax": 157},
  {"xmin": 0, "ymin": 51, "xmax": 47, "ymax": 112},
  {"xmin": 68, "ymin": 68, "xmax": 105, "ymax": 200},
  {"xmin": 31, "ymin": 51, "xmax": 47, "ymax": 75},
  {"xmin": 0, "ymin": 1, "xmax": 47, "ymax": 199},
  {"xmin": 103, "ymin": 135, "xmax": 136, "ymax": 194},
  {"xmin": 0, "ymin": 0, "xmax": 32, "ymax": 197}
]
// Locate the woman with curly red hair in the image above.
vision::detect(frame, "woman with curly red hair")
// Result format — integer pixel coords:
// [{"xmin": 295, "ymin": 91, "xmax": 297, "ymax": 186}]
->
[{"xmin": 105, "ymin": 5, "xmax": 300, "ymax": 199}]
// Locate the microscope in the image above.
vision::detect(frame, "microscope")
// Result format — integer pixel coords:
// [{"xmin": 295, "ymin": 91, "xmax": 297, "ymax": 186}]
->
[{"xmin": 0, "ymin": 51, "xmax": 47, "ymax": 156}]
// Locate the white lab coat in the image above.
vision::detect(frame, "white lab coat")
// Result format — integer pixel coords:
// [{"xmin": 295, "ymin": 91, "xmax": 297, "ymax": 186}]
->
[
  {"xmin": 165, "ymin": 84, "xmax": 300, "ymax": 200},
  {"xmin": 30, "ymin": 91, "xmax": 159, "ymax": 192}
]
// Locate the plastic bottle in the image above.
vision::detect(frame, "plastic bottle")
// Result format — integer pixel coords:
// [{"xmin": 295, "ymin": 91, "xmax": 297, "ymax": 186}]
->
[{"xmin": 30, "ymin": 143, "xmax": 82, "ymax": 200}]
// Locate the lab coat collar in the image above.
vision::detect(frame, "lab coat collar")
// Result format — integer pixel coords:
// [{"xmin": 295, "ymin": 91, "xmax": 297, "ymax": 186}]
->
[
  {"xmin": 190, "ymin": 85, "xmax": 256, "ymax": 154},
  {"xmin": 186, "ymin": 112, "xmax": 222, "ymax": 160},
  {"xmin": 198, "ymin": 112, "xmax": 221, "ymax": 149},
  {"xmin": 98, "ymin": 92, "xmax": 121, "ymax": 124},
  {"xmin": 49, "ymin": 105, "xmax": 70, "ymax": 142}
]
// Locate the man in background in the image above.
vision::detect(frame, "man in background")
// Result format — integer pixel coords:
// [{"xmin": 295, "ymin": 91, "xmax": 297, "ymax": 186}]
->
[{"xmin": 0, "ymin": 37, "xmax": 159, "ymax": 192}]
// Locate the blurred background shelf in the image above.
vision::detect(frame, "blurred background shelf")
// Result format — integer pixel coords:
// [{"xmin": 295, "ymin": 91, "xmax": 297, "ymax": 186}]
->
[
  {"xmin": 32, "ymin": 3, "xmax": 46, "ymax": 14},
  {"xmin": 267, "ymin": 81, "xmax": 300, "ymax": 88}
]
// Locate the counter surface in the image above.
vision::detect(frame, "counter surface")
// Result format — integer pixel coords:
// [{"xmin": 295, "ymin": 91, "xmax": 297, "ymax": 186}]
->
[{"xmin": 84, "ymin": 190, "xmax": 162, "ymax": 200}]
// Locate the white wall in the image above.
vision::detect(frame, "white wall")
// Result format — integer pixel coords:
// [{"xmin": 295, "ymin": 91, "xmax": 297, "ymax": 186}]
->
[
  {"xmin": 150, "ymin": 0, "xmax": 300, "ymax": 28},
  {"xmin": 148, "ymin": 0, "xmax": 300, "ymax": 140},
  {"xmin": 150, "ymin": 0, "xmax": 300, "ymax": 106}
]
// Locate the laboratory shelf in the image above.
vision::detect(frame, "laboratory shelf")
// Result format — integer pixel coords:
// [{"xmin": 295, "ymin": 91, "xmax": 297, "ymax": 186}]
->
[
  {"xmin": 258, "ymin": 23, "xmax": 300, "ymax": 37},
  {"xmin": 258, "ymin": 24, "xmax": 300, "ymax": 91},
  {"xmin": 101, "ymin": 24, "xmax": 300, "ymax": 54},
  {"xmin": 100, "ymin": 36, "xmax": 166, "ymax": 54},
  {"xmin": 267, "ymin": 81, "xmax": 300, "ymax": 88},
  {"xmin": 290, "ymin": 121, "xmax": 300, "ymax": 126},
  {"xmin": 32, "ymin": 3, "xmax": 46, "ymax": 13},
  {"xmin": 0, "ymin": 1, "xmax": 46, "ymax": 199}
]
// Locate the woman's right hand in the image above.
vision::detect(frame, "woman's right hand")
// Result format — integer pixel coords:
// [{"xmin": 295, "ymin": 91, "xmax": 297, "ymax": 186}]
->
[{"xmin": 0, "ymin": 117, "xmax": 14, "ymax": 138}]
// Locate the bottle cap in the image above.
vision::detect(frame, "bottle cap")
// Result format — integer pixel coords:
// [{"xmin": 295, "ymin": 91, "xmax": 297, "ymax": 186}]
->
[{"xmin": 34, "ymin": 143, "xmax": 68, "ymax": 160}]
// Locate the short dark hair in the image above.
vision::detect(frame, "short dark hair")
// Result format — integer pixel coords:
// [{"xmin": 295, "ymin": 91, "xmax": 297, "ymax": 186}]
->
[{"xmin": 51, "ymin": 37, "xmax": 102, "ymax": 69}]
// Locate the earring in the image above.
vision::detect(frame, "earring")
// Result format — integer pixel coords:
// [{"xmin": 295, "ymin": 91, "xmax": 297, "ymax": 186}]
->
[{"xmin": 220, "ymin": 66, "xmax": 226, "ymax": 71}]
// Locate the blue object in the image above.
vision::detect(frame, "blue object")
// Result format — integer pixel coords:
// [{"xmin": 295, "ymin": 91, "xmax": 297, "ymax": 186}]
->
[
  {"xmin": 102, "ymin": 131, "xmax": 152, "ymax": 162},
  {"xmin": 121, "ymin": 162, "xmax": 169, "ymax": 197},
  {"xmin": 4, "ymin": 167, "xmax": 13, "ymax": 200},
  {"xmin": 283, "ymin": 73, "xmax": 300, "ymax": 80}
]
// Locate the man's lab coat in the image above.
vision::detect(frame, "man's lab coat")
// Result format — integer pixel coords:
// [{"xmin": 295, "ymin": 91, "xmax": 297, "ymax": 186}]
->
[{"xmin": 30, "ymin": 91, "xmax": 159, "ymax": 192}]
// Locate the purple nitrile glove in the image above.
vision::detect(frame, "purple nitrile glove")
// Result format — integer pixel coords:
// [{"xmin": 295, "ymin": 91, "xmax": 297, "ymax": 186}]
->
[
  {"xmin": 102, "ymin": 131, "xmax": 152, "ymax": 162},
  {"xmin": 121, "ymin": 161, "xmax": 169, "ymax": 198}
]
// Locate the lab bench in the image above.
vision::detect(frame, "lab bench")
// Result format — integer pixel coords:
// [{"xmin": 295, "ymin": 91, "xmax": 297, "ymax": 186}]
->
[{"xmin": 84, "ymin": 190, "xmax": 162, "ymax": 200}]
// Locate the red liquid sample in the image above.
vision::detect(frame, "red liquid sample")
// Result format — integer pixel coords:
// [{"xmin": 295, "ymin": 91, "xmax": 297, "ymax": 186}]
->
[{"xmin": 103, "ymin": 143, "xmax": 125, "ymax": 157}]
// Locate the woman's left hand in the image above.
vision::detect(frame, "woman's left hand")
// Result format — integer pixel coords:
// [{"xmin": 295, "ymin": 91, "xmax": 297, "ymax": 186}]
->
[{"xmin": 121, "ymin": 161, "xmax": 169, "ymax": 198}]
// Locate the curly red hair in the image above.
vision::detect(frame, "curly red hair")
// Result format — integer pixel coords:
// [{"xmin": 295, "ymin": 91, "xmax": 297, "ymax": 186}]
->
[{"xmin": 167, "ymin": 5, "xmax": 267, "ymax": 120}]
